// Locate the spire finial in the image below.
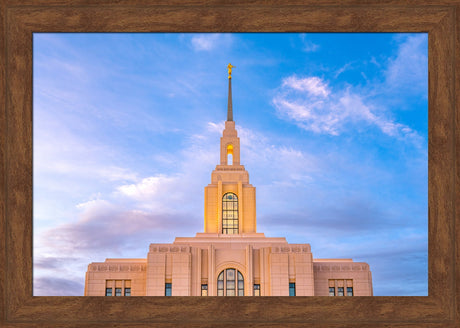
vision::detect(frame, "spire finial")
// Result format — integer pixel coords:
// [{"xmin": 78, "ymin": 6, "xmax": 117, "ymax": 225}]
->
[
  {"xmin": 227, "ymin": 63, "xmax": 233, "ymax": 121},
  {"xmin": 227, "ymin": 63, "xmax": 235, "ymax": 79}
]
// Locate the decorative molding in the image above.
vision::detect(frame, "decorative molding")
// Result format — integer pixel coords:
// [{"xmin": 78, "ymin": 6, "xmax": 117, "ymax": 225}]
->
[
  {"xmin": 149, "ymin": 244, "xmax": 191, "ymax": 253},
  {"xmin": 271, "ymin": 245, "xmax": 311, "ymax": 253},
  {"xmin": 89, "ymin": 263, "xmax": 146, "ymax": 272},
  {"xmin": 313, "ymin": 263, "xmax": 369, "ymax": 272}
]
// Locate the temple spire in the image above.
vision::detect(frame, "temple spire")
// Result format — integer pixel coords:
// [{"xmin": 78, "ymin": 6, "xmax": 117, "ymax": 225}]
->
[{"xmin": 227, "ymin": 63, "xmax": 234, "ymax": 121}]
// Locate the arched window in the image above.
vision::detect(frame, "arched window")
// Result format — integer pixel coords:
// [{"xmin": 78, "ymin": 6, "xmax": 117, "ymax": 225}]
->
[
  {"xmin": 217, "ymin": 268, "xmax": 244, "ymax": 296},
  {"xmin": 222, "ymin": 192, "xmax": 238, "ymax": 234}
]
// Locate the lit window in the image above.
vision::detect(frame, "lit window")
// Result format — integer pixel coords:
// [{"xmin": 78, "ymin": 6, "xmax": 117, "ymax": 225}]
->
[
  {"xmin": 289, "ymin": 283, "xmax": 296, "ymax": 296},
  {"xmin": 253, "ymin": 284, "xmax": 260, "ymax": 296},
  {"xmin": 222, "ymin": 193, "xmax": 238, "ymax": 234},
  {"xmin": 165, "ymin": 283, "xmax": 172, "ymax": 296},
  {"xmin": 124, "ymin": 288, "xmax": 131, "ymax": 296},
  {"xmin": 201, "ymin": 284, "xmax": 208, "ymax": 296},
  {"xmin": 105, "ymin": 288, "xmax": 112, "ymax": 296},
  {"xmin": 217, "ymin": 268, "xmax": 244, "ymax": 296},
  {"xmin": 347, "ymin": 287, "xmax": 353, "ymax": 296},
  {"xmin": 115, "ymin": 288, "xmax": 122, "ymax": 296},
  {"xmin": 337, "ymin": 287, "xmax": 344, "ymax": 296},
  {"xmin": 329, "ymin": 287, "xmax": 335, "ymax": 296}
]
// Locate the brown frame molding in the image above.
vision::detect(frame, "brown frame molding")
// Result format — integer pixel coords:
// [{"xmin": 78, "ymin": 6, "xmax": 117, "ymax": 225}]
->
[{"xmin": 1, "ymin": 1, "xmax": 458, "ymax": 327}]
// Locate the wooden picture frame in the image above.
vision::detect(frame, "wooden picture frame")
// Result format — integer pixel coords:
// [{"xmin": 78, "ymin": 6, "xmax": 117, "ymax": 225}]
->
[{"xmin": 1, "ymin": 1, "xmax": 458, "ymax": 326}]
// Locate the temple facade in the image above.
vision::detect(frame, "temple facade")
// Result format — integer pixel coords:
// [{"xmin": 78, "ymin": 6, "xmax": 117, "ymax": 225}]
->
[{"xmin": 84, "ymin": 65, "xmax": 373, "ymax": 297}]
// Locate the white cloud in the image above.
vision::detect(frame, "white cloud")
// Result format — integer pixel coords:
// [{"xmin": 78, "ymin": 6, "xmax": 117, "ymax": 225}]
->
[
  {"xmin": 191, "ymin": 34, "xmax": 233, "ymax": 51},
  {"xmin": 303, "ymin": 41, "xmax": 320, "ymax": 52},
  {"xmin": 334, "ymin": 62, "xmax": 353, "ymax": 78},
  {"xmin": 282, "ymin": 76, "xmax": 330, "ymax": 97},
  {"xmin": 273, "ymin": 75, "xmax": 421, "ymax": 143},
  {"xmin": 299, "ymin": 34, "xmax": 320, "ymax": 52},
  {"xmin": 385, "ymin": 34, "xmax": 428, "ymax": 93}
]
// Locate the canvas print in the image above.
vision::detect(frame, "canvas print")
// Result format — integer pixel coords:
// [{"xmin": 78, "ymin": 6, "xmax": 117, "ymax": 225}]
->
[{"xmin": 33, "ymin": 33, "xmax": 427, "ymax": 296}]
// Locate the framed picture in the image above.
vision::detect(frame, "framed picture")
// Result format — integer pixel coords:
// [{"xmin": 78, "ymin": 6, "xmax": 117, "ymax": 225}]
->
[{"xmin": 1, "ymin": 1, "xmax": 458, "ymax": 327}]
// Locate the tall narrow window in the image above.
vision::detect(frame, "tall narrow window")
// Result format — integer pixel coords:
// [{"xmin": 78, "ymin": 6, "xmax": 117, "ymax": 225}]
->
[
  {"xmin": 347, "ymin": 287, "xmax": 353, "ymax": 296},
  {"xmin": 337, "ymin": 287, "xmax": 344, "ymax": 296},
  {"xmin": 226, "ymin": 269, "xmax": 236, "ymax": 296},
  {"xmin": 237, "ymin": 271, "xmax": 244, "ymax": 296},
  {"xmin": 217, "ymin": 271, "xmax": 224, "ymax": 296},
  {"xmin": 227, "ymin": 153, "xmax": 233, "ymax": 165},
  {"xmin": 201, "ymin": 284, "xmax": 208, "ymax": 296},
  {"xmin": 115, "ymin": 288, "xmax": 122, "ymax": 296},
  {"xmin": 226, "ymin": 144, "xmax": 233, "ymax": 165},
  {"xmin": 329, "ymin": 287, "xmax": 335, "ymax": 296},
  {"xmin": 222, "ymin": 192, "xmax": 238, "ymax": 234},
  {"xmin": 217, "ymin": 268, "xmax": 244, "ymax": 296},
  {"xmin": 289, "ymin": 283, "xmax": 296, "ymax": 296},
  {"xmin": 165, "ymin": 283, "xmax": 172, "ymax": 296},
  {"xmin": 124, "ymin": 288, "xmax": 131, "ymax": 296},
  {"xmin": 253, "ymin": 284, "xmax": 260, "ymax": 296},
  {"xmin": 105, "ymin": 288, "xmax": 112, "ymax": 296}
]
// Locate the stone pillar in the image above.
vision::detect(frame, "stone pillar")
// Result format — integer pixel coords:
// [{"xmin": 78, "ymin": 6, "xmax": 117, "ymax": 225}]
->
[
  {"xmin": 246, "ymin": 245, "xmax": 253, "ymax": 295},
  {"xmin": 217, "ymin": 180, "xmax": 222, "ymax": 233},
  {"xmin": 208, "ymin": 245, "xmax": 216, "ymax": 296},
  {"xmin": 238, "ymin": 181, "xmax": 243, "ymax": 233}
]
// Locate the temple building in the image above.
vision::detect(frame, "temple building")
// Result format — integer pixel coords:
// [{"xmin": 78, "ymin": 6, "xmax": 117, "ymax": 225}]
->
[{"xmin": 84, "ymin": 65, "xmax": 373, "ymax": 297}]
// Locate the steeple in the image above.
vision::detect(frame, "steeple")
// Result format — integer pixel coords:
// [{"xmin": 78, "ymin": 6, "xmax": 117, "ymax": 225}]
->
[
  {"xmin": 220, "ymin": 63, "xmax": 240, "ymax": 166},
  {"xmin": 203, "ymin": 64, "xmax": 257, "ymax": 235},
  {"xmin": 227, "ymin": 63, "xmax": 234, "ymax": 121}
]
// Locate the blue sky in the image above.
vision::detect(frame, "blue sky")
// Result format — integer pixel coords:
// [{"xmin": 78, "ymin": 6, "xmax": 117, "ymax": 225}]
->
[{"xmin": 33, "ymin": 33, "xmax": 428, "ymax": 296}]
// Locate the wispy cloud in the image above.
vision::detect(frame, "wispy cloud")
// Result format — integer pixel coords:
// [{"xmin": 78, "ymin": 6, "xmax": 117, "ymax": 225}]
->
[
  {"xmin": 191, "ymin": 33, "xmax": 233, "ymax": 51},
  {"xmin": 334, "ymin": 62, "xmax": 354, "ymax": 78},
  {"xmin": 273, "ymin": 75, "xmax": 422, "ymax": 145},
  {"xmin": 299, "ymin": 34, "xmax": 320, "ymax": 52},
  {"xmin": 385, "ymin": 34, "xmax": 428, "ymax": 94},
  {"xmin": 274, "ymin": 77, "xmax": 415, "ymax": 139},
  {"xmin": 42, "ymin": 199, "xmax": 198, "ymax": 254},
  {"xmin": 282, "ymin": 76, "xmax": 330, "ymax": 97}
]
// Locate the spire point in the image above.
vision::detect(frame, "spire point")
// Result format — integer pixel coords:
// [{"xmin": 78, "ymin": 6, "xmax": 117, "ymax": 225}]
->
[
  {"xmin": 227, "ymin": 63, "xmax": 234, "ymax": 121},
  {"xmin": 227, "ymin": 63, "xmax": 234, "ymax": 79}
]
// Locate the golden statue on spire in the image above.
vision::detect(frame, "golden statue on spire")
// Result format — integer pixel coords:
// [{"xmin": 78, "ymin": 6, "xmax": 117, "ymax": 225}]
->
[{"xmin": 227, "ymin": 63, "xmax": 235, "ymax": 79}]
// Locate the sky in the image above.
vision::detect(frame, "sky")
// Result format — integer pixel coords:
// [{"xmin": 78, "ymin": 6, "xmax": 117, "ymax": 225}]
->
[{"xmin": 33, "ymin": 33, "xmax": 428, "ymax": 296}]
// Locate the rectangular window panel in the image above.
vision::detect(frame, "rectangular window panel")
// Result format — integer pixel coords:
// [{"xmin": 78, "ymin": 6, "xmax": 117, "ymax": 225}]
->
[
  {"xmin": 124, "ymin": 288, "xmax": 131, "ymax": 296},
  {"xmin": 217, "ymin": 280, "xmax": 224, "ymax": 289},
  {"xmin": 165, "ymin": 283, "xmax": 172, "ymax": 296},
  {"xmin": 338, "ymin": 287, "xmax": 344, "ymax": 296},
  {"xmin": 227, "ymin": 281, "xmax": 235, "ymax": 290},
  {"xmin": 201, "ymin": 284, "xmax": 208, "ymax": 296},
  {"xmin": 115, "ymin": 288, "xmax": 122, "ymax": 296},
  {"xmin": 105, "ymin": 288, "xmax": 112, "ymax": 296},
  {"xmin": 254, "ymin": 284, "xmax": 260, "ymax": 296},
  {"xmin": 329, "ymin": 287, "xmax": 335, "ymax": 296},
  {"xmin": 217, "ymin": 289, "xmax": 224, "ymax": 296},
  {"xmin": 227, "ymin": 289, "xmax": 235, "ymax": 296},
  {"xmin": 227, "ymin": 269, "xmax": 235, "ymax": 280},
  {"xmin": 347, "ymin": 287, "xmax": 353, "ymax": 296},
  {"xmin": 238, "ymin": 289, "xmax": 244, "ymax": 296},
  {"xmin": 289, "ymin": 283, "xmax": 296, "ymax": 296}
]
